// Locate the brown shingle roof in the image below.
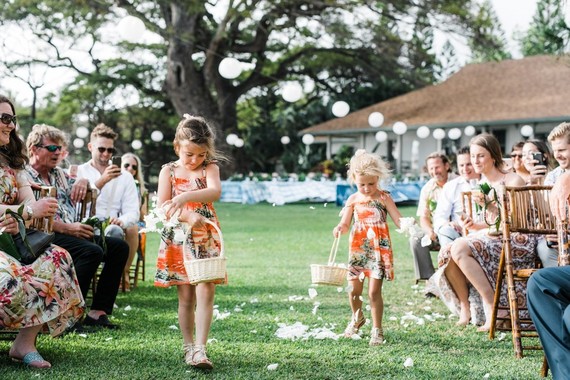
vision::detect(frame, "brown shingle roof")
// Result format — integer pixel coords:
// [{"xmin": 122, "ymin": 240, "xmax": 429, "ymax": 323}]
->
[{"xmin": 301, "ymin": 55, "xmax": 570, "ymax": 135}]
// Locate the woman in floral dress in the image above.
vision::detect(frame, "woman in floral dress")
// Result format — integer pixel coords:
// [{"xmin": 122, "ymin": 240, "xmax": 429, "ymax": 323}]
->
[{"xmin": 0, "ymin": 95, "xmax": 84, "ymax": 369}]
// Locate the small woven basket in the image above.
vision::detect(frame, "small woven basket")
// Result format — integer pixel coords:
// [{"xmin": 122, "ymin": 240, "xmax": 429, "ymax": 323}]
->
[
  {"xmin": 310, "ymin": 235, "xmax": 347, "ymax": 286},
  {"xmin": 183, "ymin": 220, "xmax": 226, "ymax": 285}
]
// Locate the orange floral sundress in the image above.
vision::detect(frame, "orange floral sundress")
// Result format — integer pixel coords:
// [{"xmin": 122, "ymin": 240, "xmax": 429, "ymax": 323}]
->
[
  {"xmin": 346, "ymin": 192, "xmax": 394, "ymax": 281},
  {"xmin": 154, "ymin": 162, "xmax": 224, "ymax": 287}
]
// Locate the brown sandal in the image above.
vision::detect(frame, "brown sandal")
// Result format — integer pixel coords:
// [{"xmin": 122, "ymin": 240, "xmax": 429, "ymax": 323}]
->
[{"xmin": 189, "ymin": 344, "xmax": 213, "ymax": 369}]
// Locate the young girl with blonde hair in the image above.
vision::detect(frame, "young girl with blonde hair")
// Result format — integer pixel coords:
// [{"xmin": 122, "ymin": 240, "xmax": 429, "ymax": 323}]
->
[
  {"xmin": 155, "ymin": 114, "xmax": 225, "ymax": 369},
  {"xmin": 334, "ymin": 149, "xmax": 402, "ymax": 345}
]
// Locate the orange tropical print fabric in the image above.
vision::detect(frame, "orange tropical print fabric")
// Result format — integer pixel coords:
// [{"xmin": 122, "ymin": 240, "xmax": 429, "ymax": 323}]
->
[{"xmin": 346, "ymin": 192, "xmax": 394, "ymax": 281}]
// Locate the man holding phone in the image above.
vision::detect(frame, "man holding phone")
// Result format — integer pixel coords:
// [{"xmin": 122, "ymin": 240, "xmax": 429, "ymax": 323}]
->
[{"xmin": 77, "ymin": 124, "xmax": 139, "ymax": 241}]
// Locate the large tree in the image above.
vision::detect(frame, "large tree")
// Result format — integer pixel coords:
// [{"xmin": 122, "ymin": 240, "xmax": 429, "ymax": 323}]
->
[
  {"xmin": 1, "ymin": 0, "xmax": 495, "ymax": 175},
  {"xmin": 520, "ymin": 0, "xmax": 570, "ymax": 56}
]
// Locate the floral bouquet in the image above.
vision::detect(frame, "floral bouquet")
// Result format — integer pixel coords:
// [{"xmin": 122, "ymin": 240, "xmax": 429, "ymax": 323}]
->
[
  {"xmin": 475, "ymin": 182, "xmax": 501, "ymax": 232},
  {"xmin": 142, "ymin": 198, "xmax": 186, "ymax": 244},
  {"xmin": 395, "ymin": 217, "xmax": 431, "ymax": 247}
]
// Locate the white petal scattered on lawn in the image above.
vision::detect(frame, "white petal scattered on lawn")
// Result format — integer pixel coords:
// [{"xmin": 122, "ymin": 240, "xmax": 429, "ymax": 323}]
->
[
  {"xmin": 250, "ymin": 298, "xmax": 259, "ymax": 303},
  {"xmin": 312, "ymin": 302, "xmax": 321, "ymax": 315},
  {"xmin": 350, "ymin": 334, "xmax": 362, "ymax": 340},
  {"xmin": 122, "ymin": 313, "xmax": 127, "ymax": 316},
  {"xmin": 389, "ymin": 316, "xmax": 398, "ymax": 321},
  {"xmin": 288, "ymin": 295, "xmax": 304, "ymax": 301},
  {"xmin": 324, "ymin": 203, "xmax": 328, "ymax": 207},
  {"xmin": 365, "ymin": 305, "xmax": 371, "ymax": 311},
  {"xmin": 79, "ymin": 333, "xmax": 88, "ymax": 338},
  {"xmin": 213, "ymin": 309, "xmax": 231, "ymax": 320},
  {"xmin": 404, "ymin": 357, "xmax": 414, "ymax": 368},
  {"xmin": 275, "ymin": 322, "xmax": 341, "ymax": 341},
  {"xmin": 124, "ymin": 305, "xmax": 132, "ymax": 311},
  {"xmin": 105, "ymin": 337, "xmax": 113, "ymax": 341},
  {"xmin": 423, "ymin": 306, "xmax": 431, "ymax": 311},
  {"xmin": 411, "ymin": 284, "xmax": 419, "ymax": 290},
  {"xmin": 250, "ymin": 330, "xmax": 257, "ymax": 334},
  {"xmin": 359, "ymin": 296, "xmax": 364, "ymax": 301},
  {"xmin": 267, "ymin": 363, "xmax": 279, "ymax": 371},
  {"xmin": 308, "ymin": 288, "xmax": 318, "ymax": 299},
  {"xmin": 358, "ymin": 272, "xmax": 366, "ymax": 282},
  {"xmin": 207, "ymin": 338, "xmax": 218, "ymax": 344},
  {"xmin": 272, "ymin": 203, "xmax": 276, "ymax": 207},
  {"xmin": 289, "ymin": 306, "xmax": 295, "ymax": 311},
  {"xmin": 416, "ymin": 318, "xmax": 425, "ymax": 326},
  {"xmin": 309, "ymin": 206, "xmax": 315, "ymax": 210},
  {"xmin": 425, "ymin": 299, "xmax": 432, "ymax": 304},
  {"xmin": 240, "ymin": 302, "xmax": 246, "ymax": 307},
  {"xmin": 337, "ymin": 287, "xmax": 344, "ymax": 293},
  {"xmin": 234, "ymin": 307, "xmax": 243, "ymax": 312},
  {"xmin": 483, "ymin": 373, "xmax": 490, "ymax": 379},
  {"xmin": 498, "ymin": 332, "xmax": 506, "ymax": 341},
  {"xmin": 168, "ymin": 325, "xmax": 179, "ymax": 330}
]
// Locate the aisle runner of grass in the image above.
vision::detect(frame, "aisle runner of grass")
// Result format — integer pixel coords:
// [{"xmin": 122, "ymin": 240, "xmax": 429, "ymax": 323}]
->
[{"xmin": 0, "ymin": 203, "xmax": 546, "ymax": 379}]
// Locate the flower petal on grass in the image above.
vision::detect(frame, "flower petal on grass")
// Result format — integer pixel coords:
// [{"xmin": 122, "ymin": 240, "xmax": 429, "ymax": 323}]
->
[
  {"xmin": 308, "ymin": 288, "xmax": 318, "ymax": 299},
  {"xmin": 267, "ymin": 363, "xmax": 279, "ymax": 371},
  {"xmin": 404, "ymin": 357, "xmax": 414, "ymax": 368},
  {"xmin": 168, "ymin": 325, "xmax": 179, "ymax": 330}
]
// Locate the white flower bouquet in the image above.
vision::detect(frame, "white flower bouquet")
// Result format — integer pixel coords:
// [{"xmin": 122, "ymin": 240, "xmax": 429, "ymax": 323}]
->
[{"xmin": 395, "ymin": 217, "xmax": 432, "ymax": 247}]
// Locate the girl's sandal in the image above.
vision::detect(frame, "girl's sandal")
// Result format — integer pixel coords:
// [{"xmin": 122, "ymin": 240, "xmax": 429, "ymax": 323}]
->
[
  {"xmin": 190, "ymin": 345, "xmax": 213, "ymax": 370},
  {"xmin": 183, "ymin": 343, "xmax": 194, "ymax": 365},
  {"xmin": 369, "ymin": 327, "xmax": 384, "ymax": 346},
  {"xmin": 343, "ymin": 315, "xmax": 366, "ymax": 338}
]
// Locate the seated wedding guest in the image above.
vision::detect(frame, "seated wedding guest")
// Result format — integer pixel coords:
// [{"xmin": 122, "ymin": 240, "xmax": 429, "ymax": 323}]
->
[
  {"xmin": 76, "ymin": 124, "xmax": 139, "ymax": 241},
  {"xmin": 432, "ymin": 146, "xmax": 482, "ymax": 247},
  {"xmin": 26, "ymin": 123, "xmax": 128, "ymax": 329},
  {"xmin": 121, "ymin": 152, "xmax": 148, "ymax": 291},
  {"xmin": 426, "ymin": 134, "xmax": 528, "ymax": 329},
  {"xmin": 0, "ymin": 95, "xmax": 84, "ymax": 369},
  {"xmin": 510, "ymin": 141, "xmax": 530, "ymax": 182},
  {"xmin": 527, "ymin": 172, "xmax": 570, "ymax": 380},
  {"xmin": 410, "ymin": 152, "xmax": 456, "ymax": 281}
]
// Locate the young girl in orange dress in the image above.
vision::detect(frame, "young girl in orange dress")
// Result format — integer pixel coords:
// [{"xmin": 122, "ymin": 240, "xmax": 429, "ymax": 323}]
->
[
  {"xmin": 154, "ymin": 114, "xmax": 225, "ymax": 370},
  {"xmin": 334, "ymin": 149, "xmax": 402, "ymax": 346}
]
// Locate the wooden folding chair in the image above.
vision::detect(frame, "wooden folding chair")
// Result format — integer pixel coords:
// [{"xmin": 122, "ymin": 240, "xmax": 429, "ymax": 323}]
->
[
  {"xmin": 490, "ymin": 185, "xmax": 554, "ymax": 359},
  {"xmin": 122, "ymin": 191, "xmax": 148, "ymax": 290}
]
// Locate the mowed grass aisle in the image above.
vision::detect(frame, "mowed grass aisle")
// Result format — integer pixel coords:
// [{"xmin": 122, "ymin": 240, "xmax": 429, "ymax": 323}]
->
[{"xmin": 1, "ymin": 203, "xmax": 547, "ymax": 379}]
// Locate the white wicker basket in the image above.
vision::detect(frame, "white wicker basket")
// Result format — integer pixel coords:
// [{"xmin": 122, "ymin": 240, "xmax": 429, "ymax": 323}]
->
[
  {"xmin": 183, "ymin": 220, "xmax": 226, "ymax": 285},
  {"xmin": 310, "ymin": 235, "xmax": 347, "ymax": 286}
]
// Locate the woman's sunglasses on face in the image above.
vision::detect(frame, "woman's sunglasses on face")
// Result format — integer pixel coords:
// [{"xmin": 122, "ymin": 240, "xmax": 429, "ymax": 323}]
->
[
  {"xmin": 97, "ymin": 147, "xmax": 116, "ymax": 154},
  {"xmin": 124, "ymin": 163, "xmax": 138, "ymax": 171},
  {"xmin": 510, "ymin": 153, "xmax": 523, "ymax": 159},
  {"xmin": 0, "ymin": 113, "xmax": 17, "ymax": 125},
  {"xmin": 36, "ymin": 144, "xmax": 63, "ymax": 153}
]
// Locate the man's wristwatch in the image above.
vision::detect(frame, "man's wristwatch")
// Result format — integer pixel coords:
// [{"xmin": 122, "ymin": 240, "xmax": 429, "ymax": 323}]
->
[{"xmin": 25, "ymin": 205, "xmax": 34, "ymax": 220}]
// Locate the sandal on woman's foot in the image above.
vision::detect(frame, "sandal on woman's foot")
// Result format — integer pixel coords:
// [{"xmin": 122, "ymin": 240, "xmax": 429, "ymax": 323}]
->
[
  {"xmin": 344, "ymin": 315, "xmax": 366, "ymax": 338},
  {"xmin": 190, "ymin": 345, "xmax": 213, "ymax": 370},
  {"xmin": 11, "ymin": 351, "xmax": 51, "ymax": 369},
  {"xmin": 183, "ymin": 343, "xmax": 194, "ymax": 365},
  {"xmin": 369, "ymin": 327, "xmax": 384, "ymax": 346}
]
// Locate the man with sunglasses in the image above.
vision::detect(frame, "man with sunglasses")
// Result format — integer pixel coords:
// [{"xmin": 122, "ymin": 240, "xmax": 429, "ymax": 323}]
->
[
  {"xmin": 26, "ymin": 123, "xmax": 129, "ymax": 330},
  {"xmin": 76, "ymin": 123, "xmax": 140, "ymax": 238}
]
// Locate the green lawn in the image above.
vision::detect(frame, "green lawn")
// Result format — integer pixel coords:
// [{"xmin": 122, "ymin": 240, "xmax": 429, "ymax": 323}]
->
[{"xmin": 0, "ymin": 203, "xmax": 548, "ymax": 379}]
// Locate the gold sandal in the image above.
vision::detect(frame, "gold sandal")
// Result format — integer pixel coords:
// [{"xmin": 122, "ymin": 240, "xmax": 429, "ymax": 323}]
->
[
  {"xmin": 343, "ymin": 314, "xmax": 366, "ymax": 338},
  {"xmin": 183, "ymin": 343, "xmax": 194, "ymax": 365},
  {"xmin": 190, "ymin": 344, "xmax": 213, "ymax": 369},
  {"xmin": 369, "ymin": 327, "xmax": 384, "ymax": 346}
]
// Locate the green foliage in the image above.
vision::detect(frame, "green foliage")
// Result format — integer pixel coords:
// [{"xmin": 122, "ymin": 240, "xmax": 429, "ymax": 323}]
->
[
  {"xmin": 520, "ymin": 0, "xmax": 570, "ymax": 56},
  {"xmin": 468, "ymin": 0, "xmax": 512, "ymax": 62}
]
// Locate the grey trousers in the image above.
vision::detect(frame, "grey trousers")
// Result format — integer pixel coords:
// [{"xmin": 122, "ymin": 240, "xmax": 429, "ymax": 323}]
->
[
  {"xmin": 527, "ymin": 266, "xmax": 570, "ymax": 380},
  {"xmin": 409, "ymin": 236, "xmax": 438, "ymax": 280}
]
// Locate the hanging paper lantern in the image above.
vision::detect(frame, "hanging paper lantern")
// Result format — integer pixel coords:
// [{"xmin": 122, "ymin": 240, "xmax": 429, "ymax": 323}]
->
[
  {"xmin": 432, "ymin": 128, "xmax": 446, "ymax": 140},
  {"xmin": 331, "ymin": 101, "xmax": 350, "ymax": 117},
  {"xmin": 520, "ymin": 125, "xmax": 533, "ymax": 137},
  {"xmin": 375, "ymin": 131, "xmax": 388, "ymax": 143},
  {"xmin": 464, "ymin": 125, "xmax": 476, "ymax": 137},
  {"xmin": 416, "ymin": 126, "xmax": 430, "ymax": 139},
  {"xmin": 131, "ymin": 139, "xmax": 142, "ymax": 150},
  {"xmin": 282, "ymin": 82, "xmax": 303, "ymax": 102},
  {"xmin": 280, "ymin": 136, "xmax": 291, "ymax": 145},
  {"xmin": 118, "ymin": 16, "xmax": 146, "ymax": 42},
  {"xmin": 392, "ymin": 121, "xmax": 407, "ymax": 135},
  {"xmin": 218, "ymin": 57, "xmax": 242, "ymax": 79},
  {"xmin": 302, "ymin": 134, "xmax": 315, "ymax": 145},
  {"xmin": 448, "ymin": 128, "xmax": 462, "ymax": 140},
  {"xmin": 368, "ymin": 112, "xmax": 384, "ymax": 128}
]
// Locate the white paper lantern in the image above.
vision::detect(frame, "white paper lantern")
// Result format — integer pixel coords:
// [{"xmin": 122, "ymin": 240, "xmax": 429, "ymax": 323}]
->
[
  {"xmin": 151, "ymin": 130, "xmax": 164, "ymax": 142},
  {"xmin": 375, "ymin": 131, "xmax": 388, "ymax": 143},
  {"xmin": 280, "ymin": 136, "xmax": 290, "ymax": 145},
  {"xmin": 234, "ymin": 138, "xmax": 244, "ymax": 148},
  {"xmin": 433, "ymin": 128, "xmax": 446, "ymax": 140},
  {"xmin": 416, "ymin": 126, "xmax": 430, "ymax": 139},
  {"xmin": 520, "ymin": 125, "xmax": 534, "ymax": 137},
  {"xmin": 131, "ymin": 139, "xmax": 142, "ymax": 150},
  {"xmin": 448, "ymin": 128, "xmax": 462, "ymax": 140},
  {"xmin": 226, "ymin": 133, "xmax": 238, "ymax": 146},
  {"xmin": 464, "ymin": 125, "xmax": 476, "ymax": 137},
  {"xmin": 392, "ymin": 121, "xmax": 407, "ymax": 135},
  {"xmin": 302, "ymin": 134, "xmax": 315, "ymax": 145},
  {"xmin": 73, "ymin": 138, "xmax": 84, "ymax": 148},
  {"xmin": 118, "ymin": 16, "xmax": 146, "ymax": 42},
  {"xmin": 331, "ymin": 101, "xmax": 350, "ymax": 118},
  {"xmin": 368, "ymin": 112, "xmax": 384, "ymax": 128},
  {"xmin": 76, "ymin": 126, "xmax": 89, "ymax": 139},
  {"xmin": 218, "ymin": 57, "xmax": 242, "ymax": 79},
  {"xmin": 282, "ymin": 82, "xmax": 303, "ymax": 103}
]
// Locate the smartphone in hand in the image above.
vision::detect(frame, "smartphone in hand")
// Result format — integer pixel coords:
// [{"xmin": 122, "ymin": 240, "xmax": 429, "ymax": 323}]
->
[
  {"xmin": 532, "ymin": 152, "xmax": 546, "ymax": 166},
  {"xmin": 111, "ymin": 155, "xmax": 122, "ymax": 167}
]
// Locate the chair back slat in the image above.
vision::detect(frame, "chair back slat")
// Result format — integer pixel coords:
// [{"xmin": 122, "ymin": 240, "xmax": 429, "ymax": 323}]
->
[
  {"xmin": 75, "ymin": 188, "xmax": 97, "ymax": 222},
  {"xmin": 503, "ymin": 185, "xmax": 555, "ymax": 235}
]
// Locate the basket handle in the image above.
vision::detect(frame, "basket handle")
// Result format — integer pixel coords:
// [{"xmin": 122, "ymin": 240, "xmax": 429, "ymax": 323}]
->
[
  {"xmin": 328, "ymin": 233, "xmax": 341, "ymax": 265},
  {"xmin": 182, "ymin": 219, "xmax": 225, "ymax": 260}
]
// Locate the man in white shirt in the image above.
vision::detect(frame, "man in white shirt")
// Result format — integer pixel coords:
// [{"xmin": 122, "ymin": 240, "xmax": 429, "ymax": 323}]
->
[
  {"xmin": 77, "ymin": 124, "xmax": 139, "ymax": 234},
  {"xmin": 411, "ymin": 152, "xmax": 456, "ymax": 282},
  {"xmin": 433, "ymin": 147, "xmax": 481, "ymax": 248}
]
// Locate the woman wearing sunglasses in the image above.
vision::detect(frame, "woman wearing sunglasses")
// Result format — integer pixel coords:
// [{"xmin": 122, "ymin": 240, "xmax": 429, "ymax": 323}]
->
[
  {"xmin": 121, "ymin": 153, "xmax": 148, "ymax": 291},
  {"xmin": 0, "ymin": 95, "xmax": 85, "ymax": 369}
]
